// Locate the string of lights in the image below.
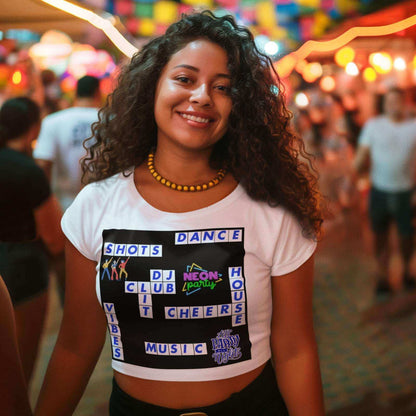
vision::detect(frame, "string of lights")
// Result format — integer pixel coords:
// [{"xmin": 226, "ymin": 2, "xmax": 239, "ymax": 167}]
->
[{"xmin": 41, "ymin": 0, "xmax": 416, "ymax": 80}]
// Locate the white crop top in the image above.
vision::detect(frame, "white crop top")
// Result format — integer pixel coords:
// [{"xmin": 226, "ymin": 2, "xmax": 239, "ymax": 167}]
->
[{"xmin": 61, "ymin": 171, "xmax": 316, "ymax": 382}]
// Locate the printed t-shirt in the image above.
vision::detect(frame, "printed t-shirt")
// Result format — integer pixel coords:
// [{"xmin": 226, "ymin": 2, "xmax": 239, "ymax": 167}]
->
[{"xmin": 61, "ymin": 171, "xmax": 316, "ymax": 381}]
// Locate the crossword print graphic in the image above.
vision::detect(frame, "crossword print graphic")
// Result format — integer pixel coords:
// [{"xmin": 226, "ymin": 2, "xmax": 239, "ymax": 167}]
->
[{"xmin": 100, "ymin": 228, "xmax": 251, "ymax": 370}]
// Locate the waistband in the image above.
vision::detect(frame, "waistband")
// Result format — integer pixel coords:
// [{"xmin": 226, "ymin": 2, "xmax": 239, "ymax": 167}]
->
[
  {"xmin": 110, "ymin": 361, "xmax": 288, "ymax": 416},
  {"xmin": 371, "ymin": 186, "xmax": 414, "ymax": 196}
]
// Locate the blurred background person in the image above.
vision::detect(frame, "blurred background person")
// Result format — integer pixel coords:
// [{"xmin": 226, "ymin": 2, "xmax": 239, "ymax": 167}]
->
[
  {"xmin": 0, "ymin": 96, "xmax": 64, "ymax": 385},
  {"xmin": 33, "ymin": 75, "xmax": 101, "ymax": 303},
  {"xmin": 0, "ymin": 274, "xmax": 33, "ymax": 416},
  {"xmin": 354, "ymin": 87, "xmax": 416, "ymax": 295},
  {"xmin": 40, "ymin": 69, "xmax": 62, "ymax": 117},
  {"xmin": 293, "ymin": 108, "xmax": 324, "ymax": 161},
  {"xmin": 34, "ymin": 75, "xmax": 101, "ymax": 211}
]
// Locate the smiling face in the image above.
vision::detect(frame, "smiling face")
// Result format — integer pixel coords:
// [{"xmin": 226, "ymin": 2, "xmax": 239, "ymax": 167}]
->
[{"xmin": 153, "ymin": 39, "xmax": 232, "ymax": 154}]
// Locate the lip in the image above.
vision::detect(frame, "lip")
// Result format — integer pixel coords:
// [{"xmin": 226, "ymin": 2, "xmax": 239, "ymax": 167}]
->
[{"xmin": 177, "ymin": 111, "xmax": 216, "ymax": 122}]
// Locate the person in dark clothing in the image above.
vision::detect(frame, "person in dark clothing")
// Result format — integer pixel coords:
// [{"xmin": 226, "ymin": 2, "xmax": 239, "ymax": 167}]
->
[{"xmin": 0, "ymin": 97, "xmax": 64, "ymax": 385}]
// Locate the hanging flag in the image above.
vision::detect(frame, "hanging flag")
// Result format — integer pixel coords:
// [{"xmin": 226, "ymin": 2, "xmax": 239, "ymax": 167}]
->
[
  {"xmin": 154, "ymin": 1, "xmax": 178, "ymax": 24},
  {"xmin": 256, "ymin": 2, "xmax": 277, "ymax": 29}
]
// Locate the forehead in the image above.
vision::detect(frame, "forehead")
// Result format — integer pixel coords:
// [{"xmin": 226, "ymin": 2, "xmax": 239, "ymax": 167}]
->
[{"xmin": 165, "ymin": 39, "xmax": 229, "ymax": 70}]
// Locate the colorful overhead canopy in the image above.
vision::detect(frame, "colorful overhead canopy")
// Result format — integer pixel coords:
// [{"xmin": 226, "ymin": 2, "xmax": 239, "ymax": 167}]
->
[{"xmin": 79, "ymin": 0, "xmax": 411, "ymax": 46}]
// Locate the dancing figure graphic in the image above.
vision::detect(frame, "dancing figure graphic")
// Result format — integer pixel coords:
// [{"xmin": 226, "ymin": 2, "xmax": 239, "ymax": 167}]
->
[
  {"xmin": 111, "ymin": 259, "xmax": 120, "ymax": 280},
  {"xmin": 119, "ymin": 257, "xmax": 130, "ymax": 280},
  {"xmin": 101, "ymin": 257, "xmax": 113, "ymax": 280}
]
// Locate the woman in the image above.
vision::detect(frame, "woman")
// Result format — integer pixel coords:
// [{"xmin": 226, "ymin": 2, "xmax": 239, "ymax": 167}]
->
[
  {"xmin": 36, "ymin": 12, "xmax": 324, "ymax": 416},
  {"xmin": 0, "ymin": 97, "xmax": 64, "ymax": 385}
]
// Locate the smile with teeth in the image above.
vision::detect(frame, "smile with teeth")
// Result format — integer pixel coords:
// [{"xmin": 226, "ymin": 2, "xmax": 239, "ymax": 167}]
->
[{"xmin": 179, "ymin": 113, "xmax": 211, "ymax": 123}]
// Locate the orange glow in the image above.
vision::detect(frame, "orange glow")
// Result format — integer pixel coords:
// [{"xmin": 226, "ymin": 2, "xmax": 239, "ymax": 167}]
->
[
  {"xmin": 319, "ymin": 76, "xmax": 336, "ymax": 92},
  {"xmin": 363, "ymin": 67, "xmax": 377, "ymax": 82},
  {"xmin": 302, "ymin": 64, "xmax": 320, "ymax": 83},
  {"xmin": 334, "ymin": 46, "xmax": 355, "ymax": 67},
  {"xmin": 274, "ymin": 54, "xmax": 297, "ymax": 78},
  {"xmin": 275, "ymin": 14, "xmax": 416, "ymax": 77},
  {"xmin": 61, "ymin": 76, "xmax": 77, "ymax": 93},
  {"xmin": 295, "ymin": 59, "xmax": 308, "ymax": 74},
  {"xmin": 0, "ymin": 65, "xmax": 9, "ymax": 87},
  {"xmin": 308, "ymin": 62, "xmax": 323, "ymax": 78},
  {"xmin": 12, "ymin": 70, "xmax": 22, "ymax": 85}
]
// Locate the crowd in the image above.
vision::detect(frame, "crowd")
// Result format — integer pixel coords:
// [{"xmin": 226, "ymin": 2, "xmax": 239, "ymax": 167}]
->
[
  {"xmin": 292, "ymin": 85, "xmax": 416, "ymax": 297},
  {"xmin": 0, "ymin": 10, "xmax": 416, "ymax": 416}
]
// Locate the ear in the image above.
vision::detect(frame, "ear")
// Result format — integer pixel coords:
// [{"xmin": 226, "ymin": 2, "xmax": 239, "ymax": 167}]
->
[
  {"xmin": 26, "ymin": 121, "xmax": 41, "ymax": 153},
  {"xmin": 30, "ymin": 121, "xmax": 41, "ymax": 141}
]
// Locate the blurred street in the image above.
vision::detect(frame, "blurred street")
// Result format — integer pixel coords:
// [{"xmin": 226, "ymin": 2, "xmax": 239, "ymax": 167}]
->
[{"xmin": 30, "ymin": 188, "xmax": 416, "ymax": 416}]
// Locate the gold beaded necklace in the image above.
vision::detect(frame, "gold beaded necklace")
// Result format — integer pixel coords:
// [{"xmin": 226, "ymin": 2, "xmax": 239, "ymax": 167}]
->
[{"xmin": 147, "ymin": 152, "xmax": 226, "ymax": 192}]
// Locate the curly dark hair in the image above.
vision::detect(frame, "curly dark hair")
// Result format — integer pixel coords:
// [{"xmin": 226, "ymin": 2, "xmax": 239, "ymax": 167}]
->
[
  {"xmin": 83, "ymin": 10, "xmax": 322, "ymax": 239},
  {"xmin": 0, "ymin": 97, "xmax": 40, "ymax": 147}
]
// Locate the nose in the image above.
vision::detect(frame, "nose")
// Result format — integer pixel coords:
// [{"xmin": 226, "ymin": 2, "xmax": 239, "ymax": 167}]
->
[{"xmin": 189, "ymin": 83, "xmax": 212, "ymax": 106}]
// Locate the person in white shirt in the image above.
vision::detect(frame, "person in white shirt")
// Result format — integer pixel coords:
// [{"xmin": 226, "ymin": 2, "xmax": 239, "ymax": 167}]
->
[
  {"xmin": 354, "ymin": 87, "xmax": 416, "ymax": 294},
  {"xmin": 34, "ymin": 76, "xmax": 101, "ymax": 303},
  {"xmin": 34, "ymin": 75, "xmax": 101, "ymax": 211}
]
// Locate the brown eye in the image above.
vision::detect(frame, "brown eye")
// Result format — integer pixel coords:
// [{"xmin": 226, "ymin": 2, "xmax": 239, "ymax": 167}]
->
[
  {"xmin": 176, "ymin": 76, "xmax": 191, "ymax": 84},
  {"xmin": 215, "ymin": 85, "xmax": 231, "ymax": 94}
]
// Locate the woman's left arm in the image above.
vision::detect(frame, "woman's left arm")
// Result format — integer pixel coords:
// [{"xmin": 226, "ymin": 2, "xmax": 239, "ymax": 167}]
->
[{"xmin": 271, "ymin": 255, "xmax": 325, "ymax": 416}]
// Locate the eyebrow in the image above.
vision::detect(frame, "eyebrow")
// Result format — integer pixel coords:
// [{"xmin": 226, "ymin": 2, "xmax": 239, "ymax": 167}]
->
[{"xmin": 173, "ymin": 64, "xmax": 231, "ymax": 79}]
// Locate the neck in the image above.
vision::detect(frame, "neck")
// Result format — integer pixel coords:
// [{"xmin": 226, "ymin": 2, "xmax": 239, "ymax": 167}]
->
[
  {"xmin": 74, "ymin": 98, "xmax": 97, "ymax": 108},
  {"xmin": 152, "ymin": 145, "xmax": 218, "ymax": 185},
  {"xmin": 5, "ymin": 137, "xmax": 26, "ymax": 153},
  {"xmin": 388, "ymin": 113, "xmax": 405, "ymax": 123}
]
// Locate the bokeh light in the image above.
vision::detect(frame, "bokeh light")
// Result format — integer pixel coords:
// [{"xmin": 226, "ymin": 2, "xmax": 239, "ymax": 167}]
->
[
  {"xmin": 12, "ymin": 70, "xmax": 22, "ymax": 85},
  {"xmin": 295, "ymin": 92, "xmax": 309, "ymax": 108},
  {"xmin": 345, "ymin": 62, "xmax": 359, "ymax": 76},
  {"xmin": 60, "ymin": 74, "xmax": 77, "ymax": 93},
  {"xmin": 393, "ymin": 57, "xmax": 406, "ymax": 71},
  {"xmin": 369, "ymin": 52, "xmax": 393, "ymax": 74},
  {"xmin": 264, "ymin": 41, "xmax": 279, "ymax": 56},
  {"xmin": 319, "ymin": 75, "xmax": 336, "ymax": 92},
  {"xmin": 302, "ymin": 62, "xmax": 322, "ymax": 83},
  {"xmin": 363, "ymin": 67, "xmax": 377, "ymax": 82},
  {"xmin": 334, "ymin": 46, "xmax": 355, "ymax": 67},
  {"xmin": 309, "ymin": 62, "xmax": 323, "ymax": 78},
  {"xmin": 29, "ymin": 30, "xmax": 73, "ymax": 76}
]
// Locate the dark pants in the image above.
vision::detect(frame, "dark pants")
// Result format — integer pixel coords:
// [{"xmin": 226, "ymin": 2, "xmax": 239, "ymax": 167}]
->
[
  {"xmin": 369, "ymin": 187, "xmax": 414, "ymax": 237},
  {"xmin": 109, "ymin": 361, "xmax": 289, "ymax": 416},
  {"xmin": 0, "ymin": 240, "xmax": 49, "ymax": 305}
]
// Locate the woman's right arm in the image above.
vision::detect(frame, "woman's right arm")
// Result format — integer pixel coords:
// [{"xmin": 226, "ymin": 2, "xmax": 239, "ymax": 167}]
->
[{"xmin": 35, "ymin": 240, "xmax": 107, "ymax": 416}]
